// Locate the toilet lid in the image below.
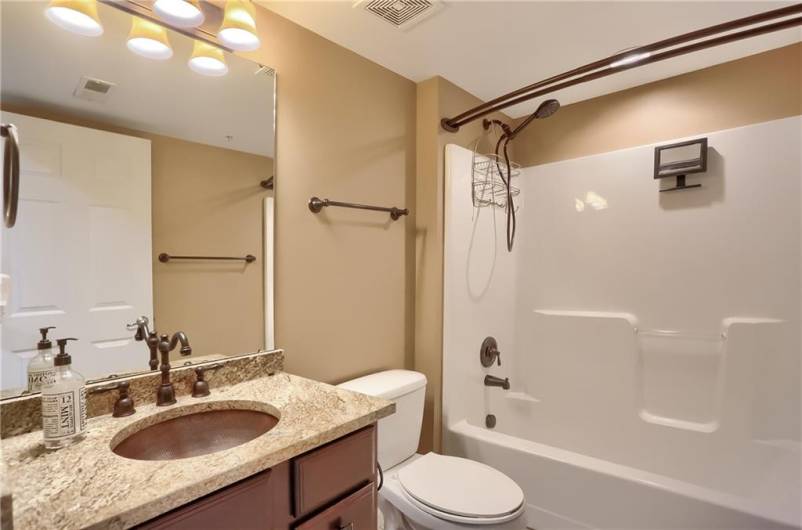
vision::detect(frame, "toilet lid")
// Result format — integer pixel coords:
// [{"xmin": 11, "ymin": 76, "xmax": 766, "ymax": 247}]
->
[{"xmin": 397, "ymin": 453, "xmax": 525, "ymax": 520}]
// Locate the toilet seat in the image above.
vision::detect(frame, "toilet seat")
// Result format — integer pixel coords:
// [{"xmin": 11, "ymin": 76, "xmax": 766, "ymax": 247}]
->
[{"xmin": 395, "ymin": 453, "xmax": 525, "ymax": 525}]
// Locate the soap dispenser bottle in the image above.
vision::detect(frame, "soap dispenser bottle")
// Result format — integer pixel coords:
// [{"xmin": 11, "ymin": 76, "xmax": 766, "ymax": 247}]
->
[
  {"xmin": 41, "ymin": 338, "xmax": 87, "ymax": 450},
  {"xmin": 27, "ymin": 326, "xmax": 56, "ymax": 393}
]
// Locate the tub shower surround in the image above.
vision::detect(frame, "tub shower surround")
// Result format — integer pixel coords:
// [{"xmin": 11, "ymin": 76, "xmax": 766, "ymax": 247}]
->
[{"xmin": 442, "ymin": 117, "xmax": 802, "ymax": 530}]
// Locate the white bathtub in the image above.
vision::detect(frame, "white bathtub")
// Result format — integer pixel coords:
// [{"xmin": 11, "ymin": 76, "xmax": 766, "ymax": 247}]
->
[{"xmin": 445, "ymin": 419, "xmax": 799, "ymax": 530}]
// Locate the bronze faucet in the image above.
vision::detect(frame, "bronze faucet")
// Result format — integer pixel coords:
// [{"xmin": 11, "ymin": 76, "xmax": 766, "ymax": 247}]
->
[
  {"xmin": 126, "ymin": 316, "xmax": 160, "ymax": 371},
  {"xmin": 156, "ymin": 332, "xmax": 192, "ymax": 406}
]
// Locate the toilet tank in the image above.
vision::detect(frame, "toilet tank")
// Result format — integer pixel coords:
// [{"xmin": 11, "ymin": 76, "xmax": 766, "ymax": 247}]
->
[{"xmin": 338, "ymin": 370, "xmax": 426, "ymax": 470}]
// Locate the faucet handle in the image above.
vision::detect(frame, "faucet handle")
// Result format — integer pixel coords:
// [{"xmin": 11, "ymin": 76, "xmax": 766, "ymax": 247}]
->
[
  {"xmin": 192, "ymin": 363, "xmax": 222, "ymax": 398},
  {"xmin": 113, "ymin": 381, "xmax": 135, "ymax": 417},
  {"xmin": 192, "ymin": 367, "xmax": 210, "ymax": 398},
  {"xmin": 126, "ymin": 315, "xmax": 149, "ymax": 331},
  {"xmin": 480, "ymin": 336, "xmax": 502, "ymax": 367},
  {"xmin": 89, "ymin": 380, "xmax": 135, "ymax": 417}
]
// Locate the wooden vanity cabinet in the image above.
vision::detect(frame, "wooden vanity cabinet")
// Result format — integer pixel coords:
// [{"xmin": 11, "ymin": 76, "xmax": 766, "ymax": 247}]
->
[{"xmin": 138, "ymin": 424, "xmax": 378, "ymax": 530}]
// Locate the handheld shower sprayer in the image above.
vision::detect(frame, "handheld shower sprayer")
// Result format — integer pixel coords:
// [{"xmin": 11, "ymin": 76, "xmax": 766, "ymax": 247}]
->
[{"xmin": 485, "ymin": 99, "xmax": 560, "ymax": 252}]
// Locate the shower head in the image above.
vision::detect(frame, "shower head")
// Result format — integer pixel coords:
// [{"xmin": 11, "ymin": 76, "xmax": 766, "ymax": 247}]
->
[
  {"xmin": 505, "ymin": 98, "xmax": 561, "ymax": 141},
  {"xmin": 534, "ymin": 99, "xmax": 560, "ymax": 119}
]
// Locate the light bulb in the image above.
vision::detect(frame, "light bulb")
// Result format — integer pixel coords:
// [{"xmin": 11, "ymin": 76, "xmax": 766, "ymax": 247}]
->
[
  {"xmin": 153, "ymin": 0, "xmax": 204, "ymax": 28},
  {"xmin": 188, "ymin": 41, "xmax": 228, "ymax": 77},
  {"xmin": 218, "ymin": 0, "xmax": 260, "ymax": 52},
  {"xmin": 45, "ymin": 0, "xmax": 103, "ymax": 37},
  {"xmin": 127, "ymin": 17, "xmax": 173, "ymax": 60}
]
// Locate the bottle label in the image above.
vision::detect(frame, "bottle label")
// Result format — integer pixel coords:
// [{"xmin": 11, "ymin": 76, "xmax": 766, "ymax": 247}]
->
[
  {"xmin": 42, "ymin": 388, "xmax": 87, "ymax": 440},
  {"xmin": 27, "ymin": 369, "xmax": 55, "ymax": 393}
]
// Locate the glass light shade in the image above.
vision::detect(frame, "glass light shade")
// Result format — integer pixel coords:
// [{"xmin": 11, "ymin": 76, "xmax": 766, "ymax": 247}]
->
[
  {"xmin": 45, "ymin": 0, "xmax": 103, "ymax": 37},
  {"xmin": 127, "ymin": 17, "xmax": 173, "ymax": 60},
  {"xmin": 188, "ymin": 41, "xmax": 229, "ymax": 77},
  {"xmin": 218, "ymin": 0, "xmax": 260, "ymax": 51},
  {"xmin": 153, "ymin": 0, "xmax": 204, "ymax": 28}
]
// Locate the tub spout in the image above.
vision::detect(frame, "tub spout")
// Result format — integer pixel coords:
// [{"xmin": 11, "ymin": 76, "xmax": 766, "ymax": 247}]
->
[{"xmin": 484, "ymin": 375, "xmax": 510, "ymax": 390}]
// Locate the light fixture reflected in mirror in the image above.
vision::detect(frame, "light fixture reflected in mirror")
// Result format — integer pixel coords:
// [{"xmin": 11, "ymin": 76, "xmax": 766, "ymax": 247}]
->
[
  {"xmin": 188, "ymin": 40, "xmax": 229, "ymax": 76},
  {"xmin": 45, "ymin": 0, "xmax": 103, "ymax": 37},
  {"xmin": 153, "ymin": 0, "xmax": 205, "ymax": 28},
  {"xmin": 218, "ymin": 0, "xmax": 261, "ymax": 51},
  {"xmin": 127, "ymin": 17, "xmax": 173, "ymax": 60}
]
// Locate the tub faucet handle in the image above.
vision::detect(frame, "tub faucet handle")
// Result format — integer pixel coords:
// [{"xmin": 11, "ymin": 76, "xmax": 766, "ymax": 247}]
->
[{"xmin": 480, "ymin": 336, "xmax": 502, "ymax": 367}]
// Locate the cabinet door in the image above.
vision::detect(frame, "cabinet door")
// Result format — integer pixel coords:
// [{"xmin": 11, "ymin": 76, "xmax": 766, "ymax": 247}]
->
[
  {"xmin": 293, "ymin": 425, "xmax": 376, "ymax": 517},
  {"xmin": 294, "ymin": 483, "xmax": 376, "ymax": 530},
  {"xmin": 138, "ymin": 468, "xmax": 276, "ymax": 530}
]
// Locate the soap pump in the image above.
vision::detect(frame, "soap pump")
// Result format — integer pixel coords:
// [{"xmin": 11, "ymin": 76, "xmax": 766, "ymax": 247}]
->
[
  {"xmin": 41, "ymin": 337, "xmax": 87, "ymax": 450},
  {"xmin": 27, "ymin": 326, "xmax": 56, "ymax": 393}
]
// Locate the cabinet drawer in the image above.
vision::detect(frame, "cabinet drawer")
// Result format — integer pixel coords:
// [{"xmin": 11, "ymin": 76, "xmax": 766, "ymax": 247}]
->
[
  {"xmin": 294, "ymin": 483, "xmax": 375, "ymax": 530},
  {"xmin": 137, "ymin": 469, "xmax": 274, "ymax": 530},
  {"xmin": 293, "ymin": 425, "xmax": 376, "ymax": 517}
]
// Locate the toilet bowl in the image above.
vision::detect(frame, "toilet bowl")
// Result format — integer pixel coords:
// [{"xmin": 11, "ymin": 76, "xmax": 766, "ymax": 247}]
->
[
  {"xmin": 338, "ymin": 370, "xmax": 528, "ymax": 530},
  {"xmin": 379, "ymin": 454, "xmax": 527, "ymax": 530}
]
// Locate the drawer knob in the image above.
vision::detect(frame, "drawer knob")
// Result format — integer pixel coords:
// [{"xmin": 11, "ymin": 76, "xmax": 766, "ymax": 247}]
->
[{"xmin": 339, "ymin": 523, "xmax": 354, "ymax": 530}]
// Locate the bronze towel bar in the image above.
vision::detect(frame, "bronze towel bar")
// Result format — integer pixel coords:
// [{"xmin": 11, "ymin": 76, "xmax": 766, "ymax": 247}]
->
[
  {"xmin": 308, "ymin": 196, "xmax": 409, "ymax": 221},
  {"xmin": 158, "ymin": 253, "xmax": 256, "ymax": 263}
]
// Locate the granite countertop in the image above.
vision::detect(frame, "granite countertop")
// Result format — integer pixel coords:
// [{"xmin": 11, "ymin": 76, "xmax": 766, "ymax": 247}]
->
[{"xmin": 0, "ymin": 372, "xmax": 394, "ymax": 530}]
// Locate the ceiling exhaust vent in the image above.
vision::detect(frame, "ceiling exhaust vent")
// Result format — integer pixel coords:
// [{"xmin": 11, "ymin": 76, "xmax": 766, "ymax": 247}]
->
[
  {"xmin": 356, "ymin": 0, "xmax": 444, "ymax": 30},
  {"xmin": 73, "ymin": 76, "xmax": 116, "ymax": 103},
  {"xmin": 254, "ymin": 64, "xmax": 276, "ymax": 77}
]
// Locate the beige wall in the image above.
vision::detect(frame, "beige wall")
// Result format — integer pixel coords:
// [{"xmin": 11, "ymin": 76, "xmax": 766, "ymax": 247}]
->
[
  {"xmin": 243, "ymin": 6, "xmax": 417, "ymax": 383},
  {"xmin": 150, "ymin": 136, "xmax": 272, "ymax": 358},
  {"xmin": 415, "ymin": 76, "xmax": 513, "ymax": 452},
  {"xmin": 514, "ymin": 43, "xmax": 802, "ymax": 166}
]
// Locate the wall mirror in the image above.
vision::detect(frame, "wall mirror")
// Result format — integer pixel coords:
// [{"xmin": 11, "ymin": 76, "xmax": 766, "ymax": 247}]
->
[{"xmin": 0, "ymin": 0, "xmax": 276, "ymax": 399}]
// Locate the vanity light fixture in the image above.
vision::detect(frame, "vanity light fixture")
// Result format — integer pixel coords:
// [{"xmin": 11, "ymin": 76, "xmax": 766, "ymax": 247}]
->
[
  {"xmin": 127, "ymin": 17, "xmax": 174, "ymax": 60},
  {"xmin": 188, "ymin": 40, "xmax": 229, "ymax": 76},
  {"xmin": 45, "ymin": 0, "xmax": 103, "ymax": 37},
  {"xmin": 218, "ymin": 0, "xmax": 261, "ymax": 51},
  {"xmin": 153, "ymin": 0, "xmax": 205, "ymax": 28}
]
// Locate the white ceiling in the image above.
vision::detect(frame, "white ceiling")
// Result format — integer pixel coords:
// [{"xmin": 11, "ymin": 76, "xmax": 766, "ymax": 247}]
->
[
  {"xmin": 1, "ymin": 1, "xmax": 275, "ymax": 157},
  {"xmin": 261, "ymin": 1, "xmax": 801, "ymax": 118}
]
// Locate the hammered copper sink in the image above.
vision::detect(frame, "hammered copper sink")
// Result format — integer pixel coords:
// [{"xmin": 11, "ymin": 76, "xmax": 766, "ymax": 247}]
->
[{"xmin": 112, "ymin": 406, "xmax": 280, "ymax": 461}]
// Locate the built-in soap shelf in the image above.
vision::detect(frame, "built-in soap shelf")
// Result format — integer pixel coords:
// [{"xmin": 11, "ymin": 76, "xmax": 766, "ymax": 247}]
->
[
  {"xmin": 505, "ymin": 391, "xmax": 540, "ymax": 404},
  {"xmin": 636, "ymin": 329, "xmax": 724, "ymax": 433},
  {"xmin": 533, "ymin": 309, "xmax": 639, "ymax": 328},
  {"xmin": 531, "ymin": 309, "xmax": 785, "ymax": 434}
]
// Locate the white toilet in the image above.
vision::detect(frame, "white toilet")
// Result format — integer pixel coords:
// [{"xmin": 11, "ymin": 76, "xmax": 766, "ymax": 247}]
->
[{"xmin": 338, "ymin": 370, "xmax": 527, "ymax": 530}]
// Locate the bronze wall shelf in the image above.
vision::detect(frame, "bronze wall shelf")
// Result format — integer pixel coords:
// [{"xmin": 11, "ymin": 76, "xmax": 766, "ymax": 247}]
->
[
  {"xmin": 158, "ymin": 253, "xmax": 256, "ymax": 263},
  {"xmin": 308, "ymin": 196, "xmax": 409, "ymax": 221},
  {"xmin": 654, "ymin": 137, "xmax": 708, "ymax": 192}
]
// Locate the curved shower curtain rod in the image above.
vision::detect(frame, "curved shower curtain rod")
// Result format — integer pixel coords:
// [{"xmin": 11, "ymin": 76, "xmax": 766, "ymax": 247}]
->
[{"xmin": 441, "ymin": 3, "xmax": 802, "ymax": 132}]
